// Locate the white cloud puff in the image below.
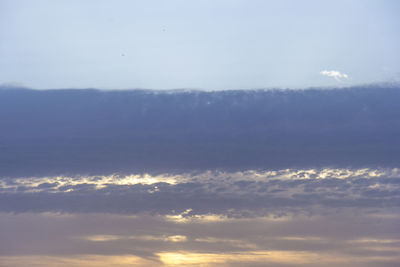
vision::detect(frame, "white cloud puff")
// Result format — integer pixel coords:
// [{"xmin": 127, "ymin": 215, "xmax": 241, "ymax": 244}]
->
[{"xmin": 320, "ymin": 70, "xmax": 349, "ymax": 81}]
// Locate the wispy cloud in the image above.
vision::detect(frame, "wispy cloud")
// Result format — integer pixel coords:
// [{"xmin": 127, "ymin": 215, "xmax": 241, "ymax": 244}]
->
[
  {"xmin": 1, "ymin": 210, "xmax": 400, "ymax": 266},
  {"xmin": 320, "ymin": 70, "xmax": 349, "ymax": 81}
]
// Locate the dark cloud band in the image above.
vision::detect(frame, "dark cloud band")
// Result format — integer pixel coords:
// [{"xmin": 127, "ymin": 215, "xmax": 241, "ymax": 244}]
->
[{"xmin": 1, "ymin": 85, "xmax": 400, "ymax": 177}]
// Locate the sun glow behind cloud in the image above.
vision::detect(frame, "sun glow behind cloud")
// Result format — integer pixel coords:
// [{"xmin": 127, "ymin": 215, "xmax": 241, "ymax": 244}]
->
[
  {"xmin": 1, "ymin": 209, "xmax": 399, "ymax": 267},
  {"xmin": 1, "ymin": 167, "xmax": 399, "ymax": 266},
  {"xmin": 2, "ymin": 168, "xmax": 396, "ymax": 193}
]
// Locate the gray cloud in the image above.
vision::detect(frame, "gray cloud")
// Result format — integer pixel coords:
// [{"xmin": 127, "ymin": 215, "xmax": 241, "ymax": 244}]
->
[
  {"xmin": 1, "ymin": 85, "xmax": 400, "ymax": 177},
  {"xmin": 1, "ymin": 85, "xmax": 400, "ymax": 266}
]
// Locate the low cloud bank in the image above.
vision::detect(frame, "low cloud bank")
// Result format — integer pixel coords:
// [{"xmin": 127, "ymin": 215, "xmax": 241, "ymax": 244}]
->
[
  {"xmin": 1, "ymin": 85, "xmax": 400, "ymax": 266},
  {"xmin": 1, "ymin": 85, "xmax": 400, "ymax": 176}
]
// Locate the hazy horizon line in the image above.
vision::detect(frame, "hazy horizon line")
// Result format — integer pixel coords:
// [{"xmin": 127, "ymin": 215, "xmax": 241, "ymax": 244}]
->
[{"xmin": 1, "ymin": 81, "xmax": 400, "ymax": 92}]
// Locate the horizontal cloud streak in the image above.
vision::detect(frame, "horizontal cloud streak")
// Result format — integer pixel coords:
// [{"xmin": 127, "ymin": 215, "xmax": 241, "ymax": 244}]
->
[{"xmin": 1, "ymin": 168, "xmax": 399, "ymax": 215}]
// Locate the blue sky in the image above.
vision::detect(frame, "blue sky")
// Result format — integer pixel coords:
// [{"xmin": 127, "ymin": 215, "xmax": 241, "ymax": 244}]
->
[{"xmin": 1, "ymin": 0, "xmax": 399, "ymax": 89}]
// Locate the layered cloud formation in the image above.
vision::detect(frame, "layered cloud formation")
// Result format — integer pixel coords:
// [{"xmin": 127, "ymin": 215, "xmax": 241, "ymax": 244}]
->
[
  {"xmin": 1, "ymin": 167, "xmax": 400, "ymax": 266},
  {"xmin": 1, "ymin": 85, "xmax": 399, "ymax": 266}
]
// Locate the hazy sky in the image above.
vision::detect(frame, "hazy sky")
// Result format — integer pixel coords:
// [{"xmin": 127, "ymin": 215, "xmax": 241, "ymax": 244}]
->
[
  {"xmin": 1, "ymin": 0, "xmax": 400, "ymax": 89},
  {"xmin": 1, "ymin": 2, "xmax": 400, "ymax": 265}
]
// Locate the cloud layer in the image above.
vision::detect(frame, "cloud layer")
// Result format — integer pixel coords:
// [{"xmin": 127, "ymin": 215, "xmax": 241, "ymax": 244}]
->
[
  {"xmin": 1, "ymin": 168, "xmax": 399, "ymax": 215},
  {"xmin": 1, "ymin": 85, "xmax": 400, "ymax": 266},
  {"xmin": 1, "ymin": 208, "xmax": 399, "ymax": 266},
  {"xmin": 1, "ymin": 85, "xmax": 400, "ymax": 177}
]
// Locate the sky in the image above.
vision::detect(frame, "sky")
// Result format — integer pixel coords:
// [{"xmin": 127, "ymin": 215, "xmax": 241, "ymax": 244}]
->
[
  {"xmin": 1, "ymin": 0, "xmax": 400, "ymax": 90},
  {"xmin": 1, "ymin": 1, "xmax": 400, "ymax": 266}
]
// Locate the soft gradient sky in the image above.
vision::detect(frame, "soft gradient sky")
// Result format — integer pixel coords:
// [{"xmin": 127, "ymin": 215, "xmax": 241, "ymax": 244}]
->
[
  {"xmin": 1, "ymin": 0, "xmax": 400, "ymax": 89},
  {"xmin": 1, "ymin": 2, "xmax": 400, "ymax": 266}
]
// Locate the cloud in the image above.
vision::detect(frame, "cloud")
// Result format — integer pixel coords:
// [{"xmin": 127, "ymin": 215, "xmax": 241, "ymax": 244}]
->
[
  {"xmin": 1, "ymin": 86, "xmax": 400, "ymax": 266},
  {"xmin": 1, "ymin": 86, "xmax": 400, "ymax": 177},
  {"xmin": 320, "ymin": 70, "xmax": 349, "ymax": 81},
  {"xmin": 1, "ymin": 168, "xmax": 399, "ymax": 215},
  {"xmin": 1, "ymin": 210, "xmax": 400, "ymax": 267}
]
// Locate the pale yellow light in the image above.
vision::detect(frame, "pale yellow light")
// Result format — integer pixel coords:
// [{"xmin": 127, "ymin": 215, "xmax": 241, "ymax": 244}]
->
[{"xmin": 0, "ymin": 255, "xmax": 155, "ymax": 267}]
